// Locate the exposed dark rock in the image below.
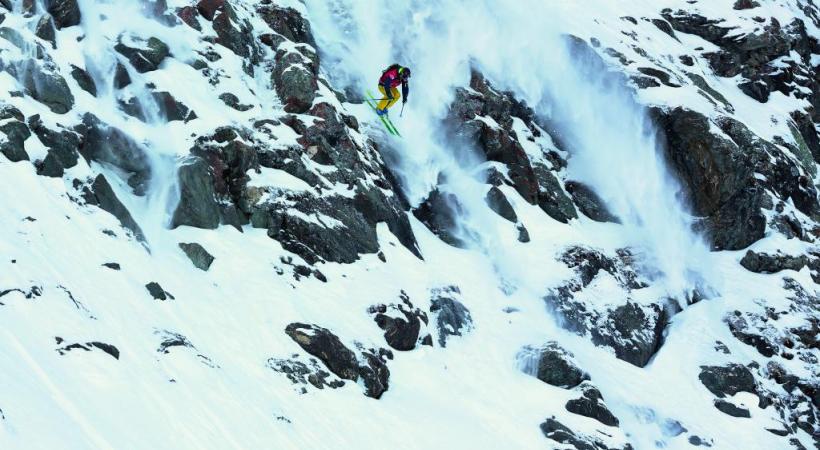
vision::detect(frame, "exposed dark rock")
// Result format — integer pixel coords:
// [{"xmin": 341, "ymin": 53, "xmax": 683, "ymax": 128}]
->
[
  {"xmin": 267, "ymin": 356, "xmax": 345, "ymax": 391},
  {"xmin": 0, "ymin": 106, "xmax": 30, "ymax": 162},
  {"xmin": 90, "ymin": 342, "xmax": 120, "ymax": 360},
  {"xmin": 651, "ymin": 19, "xmax": 678, "ymax": 40},
  {"xmin": 733, "ymin": 0, "xmax": 760, "ymax": 9},
  {"xmin": 178, "ymin": 242, "xmax": 215, "ymax": 271},
  {"xmin": 102, "ymin": 262, "xmax": 120, "ymax": 270},
  {"xmin": 359, "ymin": 350, "xmax": 391, "ymax": 399},
  {"xmin": 740, "ymin": 250, "xmax": 808, "ymax": 274},
  {"xmin": 540, "ymin": 417, "xmax": 632, "ymax": 450},
  {"xmin": 447, "ymin": 72, "xmax": 543, "ymax": 206},
  {"xmin": 726, "ymin": 312, "xmax": 778, "ymax": 358},
  {"xmin": 156, "ymin": 330, "xmax": 194, "ymax": 354},
  {"xmin": 559, "ymin": 246, "xmax": 644, "ymax": 290},
  {"xmin": 20, "ymin": 63, "xmax": 74, "ymax": 113},
  {"xmin": 145, "ymin": 282, "xmax": 174, "ymax": 301},
  {"xmin": 271, "ymin": 47, "xmax": 318, "ymax": 114},
  {"xmin": 738, "ymin": 79, "xmax": 769, "ymax": 102},
  {"xmin": 699, "ymin": 364, "xmax": 758, "ymax": 399},
  {"xmin": 29, "ymin": 115, "xmax": 80, "ymax": 177},
  {"xmin": 485, "ymin": 186, "xmax": 518, "ymax": 222},
  {"xmin": 522, "ymin": 342, "xmax": 589, "ymax": 389},
  {"xmin": 369, "ymin": 292, "xmax": 429, "ymax": 351},
  {"xmin": 653, "ymin": 107, "xmax": 810, "ymax": 250},
  {"xmin": 113, "ymin": 63, "xmax": 131, "ymax": 89},
  {"xmin": 714, "ymin": 399, "xmax": 751, "ymax": 418},
  {"xmin": 219, "ymin": 92, "xmax": 253, "ymax": 111},
  {"xmin": 196, "ymin": 0, "xmax": 224, "ymax": 21},
  {"xmin": 257, "ymin": 5, "xmax": 316, "ymax": 48},
  {"xmin": 429, "ymin": 286, "xmax": 473, "ymax": 347},
  {"xmin": 545, "ymin": 285, "xmax": 665, "ymax": 367},
  {"xmin": 176, "ymin": 6, "xmax": 201, "ymax": 30},
  {"xmin": 284, "ymin": 323, "xmax": 392, "ymax": 399},
  {"xmin": 565, "ymin": 181, "xmax": 618, "ymax": 223},
  {"xmin": 80, "ymin": 174, "xmax": 145, "ymax": 241},
  {"xmin": 637, "ymin": 67, "xmax": 681, "ymax": 87},
  {"xmin": 45, "ymin": 0, "xmax": 81, "ymax": 29},
  {"xmin": 171, "ymin": 156, "xmax": 221, "ymax": 229},
  {"xmin": 413, "ymin": 188, "xmax": 467, "ymax": 247},
  {"xmin": 284, "ymin": 323, "xmax": 360, "ymax": 381},
  {"xmin": 534, "ymin": 163, "xmax": 577, "ymax": 223},
  {"xmin": 517, "ymin": 223, "xmax": 530, "ymax": 243},
  {"xmin": 565, "ymin": 382, "xmax": 620, "ymax": 426},
  {"xmin": 70, "ymin": 65, "xmax": 97, "ymax": 97},
  {"xmin": 212, "ymin": 2, "xmax": 258, "ymax": 63},
  {"xmin": 34, "ymin": 14, "xmax": 55, "ymax": 47},
  {"xmin": 56, "ymin": 338, "xmax": 119, "ymax": 359},
  {"xmin": 115, "ymin": 36, "xmax": 170, "ymax": 73},
  {"xmin": 77, "ymin": 113, "xmax": 150, "ymax": 188}
]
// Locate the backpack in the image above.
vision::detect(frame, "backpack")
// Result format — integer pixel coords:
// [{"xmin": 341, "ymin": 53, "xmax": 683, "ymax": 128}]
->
[{"xmin": 382, "ymin": 64, "xmax": 401, "ymax": 76}]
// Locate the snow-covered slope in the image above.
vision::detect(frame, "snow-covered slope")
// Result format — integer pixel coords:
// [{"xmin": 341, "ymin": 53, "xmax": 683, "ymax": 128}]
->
[{"xmin": 0, "ymin": 0, "xmax": 818, "ymax": 449}]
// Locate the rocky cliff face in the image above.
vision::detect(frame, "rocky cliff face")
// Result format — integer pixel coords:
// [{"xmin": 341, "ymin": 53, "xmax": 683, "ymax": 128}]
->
[{"xmin": 0, "ymin": 1, "xmax": 818, "ymax": 449}]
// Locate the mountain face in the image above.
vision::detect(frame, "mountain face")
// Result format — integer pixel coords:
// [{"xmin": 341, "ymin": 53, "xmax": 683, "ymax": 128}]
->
[{"xmin": 0, "ymin": 0, "xmax": 818, "ymax": 449}]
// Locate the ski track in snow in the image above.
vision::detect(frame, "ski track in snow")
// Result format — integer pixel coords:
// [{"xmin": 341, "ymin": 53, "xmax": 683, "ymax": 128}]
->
[{"xmin": 0, "ymin": 0, "xmax": 817, "ymax": 449}]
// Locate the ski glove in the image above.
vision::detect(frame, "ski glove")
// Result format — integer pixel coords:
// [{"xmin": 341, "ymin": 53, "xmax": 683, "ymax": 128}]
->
[{"xmin": 402, "ymin": 82, "xmax": 409, "ymax": 103}]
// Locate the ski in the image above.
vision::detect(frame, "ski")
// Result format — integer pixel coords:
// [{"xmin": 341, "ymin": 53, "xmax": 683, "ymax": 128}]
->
[{"xmin": 365, "ymin": 90, "xmax": 401, "ymax": 137}]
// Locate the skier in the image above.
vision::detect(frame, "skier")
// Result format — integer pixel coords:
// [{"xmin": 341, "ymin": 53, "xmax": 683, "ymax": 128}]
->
[{"xmin": 376, "ymin": 64, "xmax": 411, "ymax": 116}]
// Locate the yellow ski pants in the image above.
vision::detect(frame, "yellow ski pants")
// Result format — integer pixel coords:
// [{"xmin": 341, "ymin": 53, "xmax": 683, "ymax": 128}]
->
[{"xmin": 377, "ymin": 85, "xmax": 400, "ymax": 111}]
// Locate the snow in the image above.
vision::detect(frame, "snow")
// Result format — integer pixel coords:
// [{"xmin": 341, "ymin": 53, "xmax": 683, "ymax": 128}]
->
[{"xmin": 0, "ymin": 0, "xmax": 817, "ymax": 449}]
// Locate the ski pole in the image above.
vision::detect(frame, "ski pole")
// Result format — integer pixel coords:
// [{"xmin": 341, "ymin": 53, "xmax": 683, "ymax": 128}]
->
[{"xmin": 400, "ymin": 102, "xmax": 405, "ymax": 117}]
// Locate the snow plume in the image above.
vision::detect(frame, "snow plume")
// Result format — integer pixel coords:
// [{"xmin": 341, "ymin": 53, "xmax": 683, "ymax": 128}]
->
[
  {"xmin": 304, "ymin": 0, "xmax": 711, "ymax": 296},
  {"xmin": 73, "ymin": 0, "xmax": 183, "ymax": 244}
]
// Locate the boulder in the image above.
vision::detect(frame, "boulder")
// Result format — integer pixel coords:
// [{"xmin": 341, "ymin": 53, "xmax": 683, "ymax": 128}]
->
[
  {"xmin": 219, "ymin": 93, "xmax": 253, "ymax": 111},
  {"xmin": 257, "ymin": 5, "xmax": 316, "ymax": 47},
  {"xmin": 565, "ymin": 382, "xmax": 620, "ymax": 426},
  {"xmin": 271, "ymin": 50, "xmax": 318, "ymax": 114},
  {"xmin": 212, "ymin": 2, "xmax": 259, "ymax": 64},
  {"xmin": 369, "ymin": 293, "xmax": 429, "ymax": 351},
  {"xmin": 429, "ymin": 286, "xmax": 473, "ymax": 347},
  {"xmin": 29, "ymin": 115, "xmax": 80, "ymax": 177},
  {"xmin": 714, "ymin": 399, "xmax": 751, "ymax": 418},
  {"xmin": 171, "ymin": 156, "xmax": 220, "ymax": 229},
  {"xmin": 176, "ymin": 6, "xmax": 201, "ymax": 30},
  {"xmin": 77, "ymin": 114, "xmax": 151, "ymax": 189},
  {"xmin": 178, "ymin": 242, "xmax": 214, "ymax": 271},
  {"xmin": 115, "ymin": 36, "xmax": 169, "ymax": 73},
  {"xmin": 45, "ymin": 0, "xmax": 81, "ymax": 29},
  {"xmin": 113, "ymin": 63, "xmax": 131, "ymax": 89},
  {"xmin": 654, "ymin": 107, "xmax": 791, "ymax": 250},
  {"xmin": 0, "ymin": 106, "xmax": 30, "ymax": 162},
  {"xmin": 699, "ymin": 364, "xmax": 758, "ymax": 398},
  {"xmin": 359, "ymin": 350, "xmax": 391, "ymax": 399},
  {"xmin": 284, "ymin": 323, "xmax": 360, "ymax": 381},
  {"xmin": 545, "ymin": 287, "xmax": 666, "ymax": 367},
  {"xmin": 145, "ymin": 281, "xmax": 174, "ymax": 300},
  {"xmin": 523, "ymin": 342, "xmax": 590, "ymax": 389},
  {"xmin": 413, "ymin": 188, "xmax": 467, "ymax": 247},
  {"xmin": 20, "ymin": 63, "xmax": 74, "ymax": 114},
  {"xmin": 534, "ymin": 163, "xmax": 577, "ymax": 223},
  {"xmin": 485, "ymin": 186, "xmax": 518, "ymax": 222},
  {"xmin": 565, "ymin": 181, "xmax": 619, "ymax": 223},
  {"xmin": 70, "ymin": 65, "xmax": 97, "ymax": 97},
  {"xmin": 153, "ymin": 92, "xmax": 196, "ymax": 122},
  {"xmin": 740, "ymin": 250, "xmax": 808, "ymax": 274},
  {"xmin": 196, "ymin": 0, "xmax": 224, "ymax": 21},
  {"xmin": 540, "ymin": 417, "xmax": 632, "ymax": 450},
  {"xmin": 34, "ymin": 14, "xmax": 55, "ymax": 47},
  {"xmin": 80, "ymin": 174, "xmax": 145, "ymax": 241}
]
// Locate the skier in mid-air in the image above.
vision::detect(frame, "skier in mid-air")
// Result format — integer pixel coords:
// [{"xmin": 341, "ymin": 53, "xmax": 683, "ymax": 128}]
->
[{"xmin": 376, "ymin": 64, "xmax": 411, "ymax": 116}]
